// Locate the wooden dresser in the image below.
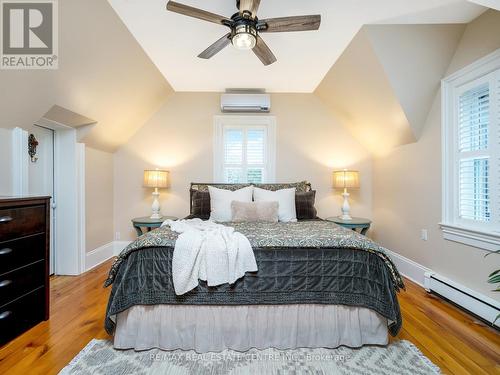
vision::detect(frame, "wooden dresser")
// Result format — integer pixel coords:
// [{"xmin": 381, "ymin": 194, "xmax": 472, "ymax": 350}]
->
[{"xmin": 0, "ymin": 196, "xmax": 50, "ymax": 346}]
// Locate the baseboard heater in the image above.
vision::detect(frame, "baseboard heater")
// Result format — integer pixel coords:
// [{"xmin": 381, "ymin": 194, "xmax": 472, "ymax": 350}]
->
[{"xmin": 424, "ymin": 272, "xmax": 500, "ymax": 328}]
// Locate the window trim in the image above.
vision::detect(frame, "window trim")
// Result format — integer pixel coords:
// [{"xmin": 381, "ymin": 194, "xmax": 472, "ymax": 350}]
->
[
  {"xmin": 213, "ymin": 115, "xmax": 276, "ymax": 183},
  {"xmin": 441, "ymin": 48, "xmax": 500, "ymax": 251}
]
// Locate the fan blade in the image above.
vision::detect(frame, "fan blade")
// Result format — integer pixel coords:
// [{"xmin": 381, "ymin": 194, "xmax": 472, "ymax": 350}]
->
[
  {"xmin": 259, "ymin": 15, "xmax": 321, "ymax": 33},
  {"xmin": 252, "ymin": 35, "xmax": 277, "ymax": 66},
  {"xmin": 166, "ymin": 1, "xmax": 230, "ymax": 25},
  {"xmin": 198, "ymin": 33, "xmax": 232, "ymax": 59},
  {"xmin": 239, "ymin": 0, "xmax": 260, "ymax": 18}
]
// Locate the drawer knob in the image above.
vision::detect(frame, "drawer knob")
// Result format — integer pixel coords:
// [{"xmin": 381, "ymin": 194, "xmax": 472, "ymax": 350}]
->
[
  {"xmin": 0, "ymin": 280, "xmax": 12, "ymax": 288},
  {"xmin": 0, "ymin": 311, "xmax": 12, "ymax": 320},
  {"xmin": 0, "ymin": 216, "xmax": 13, "ymax": 223},
  {"xmin": 0, "ymin": 248, "xmax": 13, "ymax": 255}
]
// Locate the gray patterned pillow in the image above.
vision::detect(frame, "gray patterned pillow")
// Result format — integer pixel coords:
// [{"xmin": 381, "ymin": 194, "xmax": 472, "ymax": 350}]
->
[{"xmin": 254, "ymin": 181, "xmax": 310, "ymax": 192}]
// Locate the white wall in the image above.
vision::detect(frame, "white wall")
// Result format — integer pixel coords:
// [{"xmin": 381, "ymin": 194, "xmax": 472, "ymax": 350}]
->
[
  {"xmin": 27, "ymin": 126, "xmax": 53, "ymax": 197},
  {"xmin": 114, "ymin": 92, "xmax": 372, "ymax": 240}
]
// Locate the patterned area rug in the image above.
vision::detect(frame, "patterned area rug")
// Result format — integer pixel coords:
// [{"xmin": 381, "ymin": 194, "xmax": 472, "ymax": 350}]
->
[{"xmin": 59, "ymin": 339, "xmax": 441, "ymax": 375}]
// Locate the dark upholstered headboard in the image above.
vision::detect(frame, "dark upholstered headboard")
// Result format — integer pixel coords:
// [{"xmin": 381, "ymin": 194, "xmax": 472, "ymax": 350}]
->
[{"xmin": 189, "ymin": 182, "xmax": 312, "ymax": 214}]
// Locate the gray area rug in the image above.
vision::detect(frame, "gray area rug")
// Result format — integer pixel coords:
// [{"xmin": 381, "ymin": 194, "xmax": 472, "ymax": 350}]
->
[{"xmin": 59, "ymin": 339, "xmax": 441, "ymax": 375}]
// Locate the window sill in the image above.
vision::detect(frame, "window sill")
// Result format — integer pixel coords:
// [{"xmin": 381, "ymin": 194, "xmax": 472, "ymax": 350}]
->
[{"xmin": 440, "ymin": 223, "xmax": 500, "ymax": 252}]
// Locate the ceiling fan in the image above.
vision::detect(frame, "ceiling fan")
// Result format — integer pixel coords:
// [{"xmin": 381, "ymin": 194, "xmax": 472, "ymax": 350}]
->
[{"xmin": 166, "ymin": 0, "xmax": 321, "ymax": 66}]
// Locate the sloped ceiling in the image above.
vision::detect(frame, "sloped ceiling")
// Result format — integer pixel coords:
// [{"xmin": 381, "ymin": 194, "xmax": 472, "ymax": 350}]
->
[
  {"xmin": 315, "ymin": 29, "xmax": 416, "ymax": 155},
  {"xmin": 315, "ymin": 24, "xmax": 465, "ymax": 155},
  {"xmin": 0, "ymin": 1, "xmax": 493, "ymax": 154},
  {"xmin": 365, "ymin": 24, "xmax": 465, "ymax": 139},
  {"xmin": 107, "ymin": 0, "xmax": 485, "ymax": 92},
  {"xmin": 467, "ymin": 0, "xmax": 500, "ymax": 11},
  {"xmin": 0, "ymin": 0, "xmax": 173, "ymax": 152}
]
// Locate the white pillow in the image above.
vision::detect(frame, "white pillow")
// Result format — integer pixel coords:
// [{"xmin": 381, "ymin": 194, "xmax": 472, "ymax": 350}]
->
[
  {"xmin": 253, "ymin": 187, "xmax": 297, "ymax": 222},
  {"xmin": 208, "ymin": 186, "xmax": 253, "ymax": 222}
]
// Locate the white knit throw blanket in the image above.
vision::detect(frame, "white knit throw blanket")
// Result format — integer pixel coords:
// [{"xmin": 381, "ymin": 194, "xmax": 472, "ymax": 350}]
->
[{"xmin": 162, "ymin": 219, "xmax": 258, "ymax": 295}]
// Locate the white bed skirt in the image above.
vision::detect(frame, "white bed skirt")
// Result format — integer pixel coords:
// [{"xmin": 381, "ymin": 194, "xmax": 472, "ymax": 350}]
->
[{"xmin": 114, "ymin": 304, "xmax": 388, "ymax": 353}]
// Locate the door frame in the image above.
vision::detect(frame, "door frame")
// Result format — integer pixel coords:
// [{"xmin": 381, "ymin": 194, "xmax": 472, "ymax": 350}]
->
[
  {"xmin": 12, "ymin": 122, "xmax": 86, "ymax": 275},
  {"xmin": 30, "ymin": 125, "xmax": 56, "ymax": 274}
]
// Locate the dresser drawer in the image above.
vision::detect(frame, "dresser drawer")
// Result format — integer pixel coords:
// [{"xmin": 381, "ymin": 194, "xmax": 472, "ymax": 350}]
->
[
  {"xmin": 0, "ymin": 261, "xmax": 45, "ymax": 308},
  {"xmin": 0, "ymin": 234, "xmax": 46, "ymax": 275},
  {"xmin": 0, "ymin": 205, "xmax": 46, "ymax": 241},
  {"xmin": 0, "ymin": 287, "xmax": 46, "ymax": 346}
]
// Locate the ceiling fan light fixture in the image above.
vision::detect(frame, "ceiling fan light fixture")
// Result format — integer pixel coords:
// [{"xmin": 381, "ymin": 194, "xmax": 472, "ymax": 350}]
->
[
  {"xmin": 232, "ymin": 24, "xmax": 257, "ymax": 50},
  {"xmin": 166, "ymin": 1, "xmax": 321, "ymax": 65}
]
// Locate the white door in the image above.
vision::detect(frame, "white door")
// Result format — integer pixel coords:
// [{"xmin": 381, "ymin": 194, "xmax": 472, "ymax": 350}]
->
[{"xmin": 27, "ymin": 125, "xmax": 56, "ymax": 274}]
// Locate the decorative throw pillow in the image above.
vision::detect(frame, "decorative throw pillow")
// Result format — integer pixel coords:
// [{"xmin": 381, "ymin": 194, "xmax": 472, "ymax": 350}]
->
[
  {"xmin": 191, "ymin": 190, "xmax": 211, "ymax": 218},
  {"xmin": 253, "ymin": 187, "xmax": 297, "ymax": 222},
  {"xmin": 231, "ymin": 201, "xmax": 279, "ymax": 223},
  {"xmin": 295, "ymin": 190, "xmax": 317, "ymax": 220},
  {"xmin": 208, "ymin": 185, "xmax": 253, "ymax": 222},
  {"xmin": 254, "ymin": 181, "xmax": 310, "ymax": 192}
]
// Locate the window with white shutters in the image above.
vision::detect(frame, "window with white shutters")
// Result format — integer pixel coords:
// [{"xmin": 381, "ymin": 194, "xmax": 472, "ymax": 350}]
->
[
  {"xmin": 441, "ymin": 51, "xmax": 500, "ymax": 251},
  {"xmin": 457, "ymin": 83, "xmax": 490, "ymax": 223},
  {"xmin": 214, "ymin": 116, "xmax": 276, "ymax": 184}
]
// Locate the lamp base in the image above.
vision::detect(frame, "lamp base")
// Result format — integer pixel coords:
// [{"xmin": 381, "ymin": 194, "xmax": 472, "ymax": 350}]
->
[
  {"xmin": 150, "ymin": 190, "xmax": 162, "ymax": 220},
  {"xmin": 340, "ymin": 190, "xmax": 352, "ymax": 221}
]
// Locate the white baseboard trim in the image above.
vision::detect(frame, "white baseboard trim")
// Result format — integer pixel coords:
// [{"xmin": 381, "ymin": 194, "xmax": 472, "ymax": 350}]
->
[
  {"xmin": 386, "ymin": 249, "xmax": 499, "ymax": 326},
  {"xmin": 85, "ymin": 241, "xmax": 132, "ymax": 272},
  {"xmin": 385, "ymin": 249, "xmax": 431, "ymax": 288},
  {"xmin": 85, "ymin": 242, "xmax": 116, "ymax": 272},
  {"xmin": 113, "ymin": 241, "xmax": 132, "ymax": 256}
]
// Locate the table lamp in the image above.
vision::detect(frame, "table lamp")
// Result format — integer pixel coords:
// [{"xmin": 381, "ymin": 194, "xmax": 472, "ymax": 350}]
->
[
  {"xmin": 332, "ymin": 169, "xmax": 360, "ymax": 220},
  {"xmin": 143, "ymin": 169, "xmax": 169, "ymax": 219}
]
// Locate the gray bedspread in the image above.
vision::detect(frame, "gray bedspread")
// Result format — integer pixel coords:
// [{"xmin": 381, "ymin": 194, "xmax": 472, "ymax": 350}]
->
[{"xmin": 105, "ymin": 220, "xmax": 404, "ymax": 336}]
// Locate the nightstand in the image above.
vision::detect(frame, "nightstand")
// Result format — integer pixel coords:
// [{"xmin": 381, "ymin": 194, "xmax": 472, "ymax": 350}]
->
[
  {"xmin": 132, "ymin": 216, "xmax": 178, "ymax": 237},
  {"xmin": 325, "ymin": 217, "xmax": 372, "ymax": 235}
]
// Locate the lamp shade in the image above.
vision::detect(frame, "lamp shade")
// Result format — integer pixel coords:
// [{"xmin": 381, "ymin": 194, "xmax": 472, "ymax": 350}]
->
[
  {"xmin": 143, "ymin": 169, "xmax": 169, "ymax": 188},
  {"xmin": 333, "ymin": 170, "xmax": 360, "ymax": 189}
]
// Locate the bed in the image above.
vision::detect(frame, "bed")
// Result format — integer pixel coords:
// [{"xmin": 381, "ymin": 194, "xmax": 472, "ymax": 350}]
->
[{"xmin": 104, "ymin": 182, "xmax": 404, "ymax": 353}]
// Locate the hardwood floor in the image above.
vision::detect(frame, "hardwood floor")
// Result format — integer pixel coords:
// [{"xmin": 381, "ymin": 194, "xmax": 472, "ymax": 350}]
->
[{"xmin": 0, "ymin": 259, "xmax": 498, "ymax": 374}]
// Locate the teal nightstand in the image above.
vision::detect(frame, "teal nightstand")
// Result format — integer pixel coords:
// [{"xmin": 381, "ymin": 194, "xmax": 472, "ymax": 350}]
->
[
  {"xmin": 132, "ymin": 216, "xmax": 178, "ymax": 236},
  {"xmin": 325, "ymin": 217, "xmax": 372, "ymax": 235}
]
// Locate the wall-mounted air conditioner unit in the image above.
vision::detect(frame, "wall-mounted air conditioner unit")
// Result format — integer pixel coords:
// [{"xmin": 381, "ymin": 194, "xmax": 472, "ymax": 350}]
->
[{"xmin": 221, "ymin": 93, "xmax": 271, "ymax": 113}]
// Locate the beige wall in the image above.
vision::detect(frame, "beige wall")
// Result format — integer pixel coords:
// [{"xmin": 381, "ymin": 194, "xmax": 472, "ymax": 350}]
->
[
  {"xmin": 315, "ymin": 24, "xmax": 464, "ymax": 156},
  {"xmin": 0, "ymin": 129, "xmax": 13, "ymax": 195},
  {"xmin": 372, "ymin": 10, "xmax": 500, "ymax": 299},
  {"xmin": 315, "ymin": 28, "xmax": 415, "ymax": 155},
  {"xmin": 364, "ymin": 24, "xmax": 464, "ymax": 139},
  {"xmin": 0, "ymin": 0, "xmax": 172, "ymax": 152},
  {"xmin": 114, "ymin": 93, "xmax": 372, "ymax": 240},
  {"xmin": 85, "ymin": 147, "xmax": 114, "ymax": 252}
]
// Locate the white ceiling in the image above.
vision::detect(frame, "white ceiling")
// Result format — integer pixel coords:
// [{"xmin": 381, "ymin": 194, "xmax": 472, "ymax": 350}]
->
[{"xmin": 108, "ymin": 0, "xmax": 486, "ymax": 92}]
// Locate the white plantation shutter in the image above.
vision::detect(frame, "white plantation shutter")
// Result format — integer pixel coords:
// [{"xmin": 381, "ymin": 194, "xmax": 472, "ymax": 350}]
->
[
  {"xmin": 223, "ymin": 129, "xmax": 244, "ymax": 183},
  {"xmin": 246, "ymin": 129, "xmax": 265, "ymax": 183},
  {"xmin": 457, "ymin": 83, "xmax": 490, "ymax": 222},
  {"xmin": 494, "ymin": 70, "xmax": 500, "ymax": 230},
  {"xmin": 215, "ymin": 117, "xmax": 275, "ymax": 184},
  {"xmin": 452, "ymin": 68, "xmax": 500, "ymax": 233},
  {"xmin": 458, "ymin": 84, "xmax": 489, "ymax": 153},
  {"xmin": 458, "ymin": 158, "xmax": 490, "ymax": 221}
]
